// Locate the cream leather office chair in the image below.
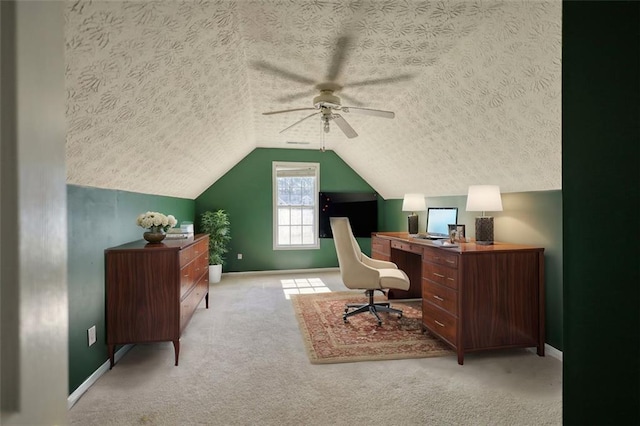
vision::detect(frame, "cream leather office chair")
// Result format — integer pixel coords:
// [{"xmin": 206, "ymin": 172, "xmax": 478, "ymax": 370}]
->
[{"xmin": 330, "ymin": 217, "xmax": 410, "ymax": 326}]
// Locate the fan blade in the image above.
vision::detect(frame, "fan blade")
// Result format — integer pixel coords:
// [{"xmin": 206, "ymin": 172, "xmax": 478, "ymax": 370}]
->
[
  {"xmin": 263, "ymin": 107, "xmax": 317, "ymax": 116},
  {"xmin": 348, "ymin": 73, "xmax": 414, "ymax": 88},
  {"xmin": 279, "ymin": 112, "xmax": 320, "ymax": 133},
  {"xmin": 251, "ymin": 60, "xmax": 316, "ymax": 85},
  {"xmin": 326, "ymin": 35, "xmax": 352, "ymax": 82},
  {"xmin": 276, "ymin": 88, "xmax": 318, "ymax": 104},
  {"xmin": 342, "ymin": 106, "xmax": 395, "ymax": 119},
  {"xmin": 332, "ymin": 114, "xmax": 358, "ymax": 139}
]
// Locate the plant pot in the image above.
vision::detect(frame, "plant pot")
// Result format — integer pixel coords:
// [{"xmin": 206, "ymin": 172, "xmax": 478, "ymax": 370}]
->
[{"xmin": 209, "ymin": 264, "xmax": 222, "ymax": 283}]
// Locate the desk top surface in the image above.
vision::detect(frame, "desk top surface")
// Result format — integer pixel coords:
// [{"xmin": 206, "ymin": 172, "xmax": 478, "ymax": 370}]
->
[{"xmin": 373, "ymin": 232, "xmax": 544, "ymax": 253}]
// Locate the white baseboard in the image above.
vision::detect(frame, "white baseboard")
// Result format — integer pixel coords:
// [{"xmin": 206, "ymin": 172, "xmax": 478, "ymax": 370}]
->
[
  {"xmin": 223, "ymin": 267, "xmax": 339, "ymax": 276},
  {"xmin": 544, "ymin": 344, "xmax": 563, "ymax": 361},
  {"xmin": 528, "ymin": 344, "xmax": 563, "ymax": 362},
  {"xmin": 67, "ymin": 344, "xmax": 134, "ymax": 409}
]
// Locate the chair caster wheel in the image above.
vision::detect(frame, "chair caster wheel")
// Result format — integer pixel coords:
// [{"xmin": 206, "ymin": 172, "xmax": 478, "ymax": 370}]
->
[
  {"xmin": 398, "ymin": 313, "xmax": 403, "ymax": 319},
  {"xmin": 377, "ymin": 321, "xmax": 382, "ymax": 327},
  {"xmin": 343, "ymin": 316, "xmax": 348, "ymax": 323}
]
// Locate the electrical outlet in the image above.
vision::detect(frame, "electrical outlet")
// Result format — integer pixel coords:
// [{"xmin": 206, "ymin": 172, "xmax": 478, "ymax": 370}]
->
[
  {"xmin": 87, "ymin": 325, "xmax": 96, "ymax": 347},
  {"xmin": 237, "ymin": 253, "xmax": 243, "ymax": 260}
]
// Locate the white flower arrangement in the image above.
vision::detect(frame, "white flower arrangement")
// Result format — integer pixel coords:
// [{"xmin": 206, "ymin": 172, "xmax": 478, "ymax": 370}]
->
[{"xmin": 136, "ymin": 211, "xmax": 177, "ymax": 232}]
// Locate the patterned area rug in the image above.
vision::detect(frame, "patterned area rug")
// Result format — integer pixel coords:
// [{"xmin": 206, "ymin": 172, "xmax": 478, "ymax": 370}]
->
[{"xmin": 291, "ymin": 291, "xmax": 454, "ymax": 364}]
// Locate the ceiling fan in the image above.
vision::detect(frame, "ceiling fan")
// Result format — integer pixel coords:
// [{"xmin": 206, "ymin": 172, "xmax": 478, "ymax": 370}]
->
[{"xmin": 253, "ymin": 35, "xmax": 412, "ymax": 140}]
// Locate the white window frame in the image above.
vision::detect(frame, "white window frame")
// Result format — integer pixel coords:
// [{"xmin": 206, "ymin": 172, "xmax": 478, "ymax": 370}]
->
[{"xmin": 272, "ymin": 161, "xmax": 320, "ymax": 250}]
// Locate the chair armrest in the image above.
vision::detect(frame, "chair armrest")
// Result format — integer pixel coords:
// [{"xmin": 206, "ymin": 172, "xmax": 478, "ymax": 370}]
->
[{"xmin": 361, "ymin": 253, "xmax": 398, "ymax": 270}]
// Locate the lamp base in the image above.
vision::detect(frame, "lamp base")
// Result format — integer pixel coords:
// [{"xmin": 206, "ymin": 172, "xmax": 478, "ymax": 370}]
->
[
  {"xmin": 475, "ymin": 216, "xmax": 494, "ymax": 245},
  {"xmin": 407, "ymin": 214, "xmax": 419, "ymax": 236}
]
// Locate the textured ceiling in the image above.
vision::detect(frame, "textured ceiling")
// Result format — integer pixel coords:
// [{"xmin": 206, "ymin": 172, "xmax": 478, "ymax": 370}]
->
[{"xmin": 65, "ymin": 0, "xmax": 561, "ymax": 200}]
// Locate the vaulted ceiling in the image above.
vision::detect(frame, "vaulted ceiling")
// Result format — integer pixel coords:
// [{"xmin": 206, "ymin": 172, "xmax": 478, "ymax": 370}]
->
[{"xmin": 65, "ymin": 0, "xmax": 561, "ymax": 200}]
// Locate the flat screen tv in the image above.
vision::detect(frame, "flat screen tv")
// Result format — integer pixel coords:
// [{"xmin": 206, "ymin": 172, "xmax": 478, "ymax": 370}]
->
[
  {"xmin": 426, "ymin": 207, "xmax": 459, "ymax": 237},
  {"xmin": 319, "ymin": 192, "xmax": 378, "ymax": 238}
]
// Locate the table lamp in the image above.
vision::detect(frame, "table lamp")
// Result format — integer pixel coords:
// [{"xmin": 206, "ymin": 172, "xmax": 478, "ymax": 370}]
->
[
  {"xmin": 402, "ymin": 193, "xmax": 426, "ymax": 236},
  {"xmin": 465, "ymin": 185, "xmax": 503, "ymax": 245}
]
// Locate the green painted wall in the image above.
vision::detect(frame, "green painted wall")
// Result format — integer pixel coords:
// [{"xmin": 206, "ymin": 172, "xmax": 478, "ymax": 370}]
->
[
  {"xmin": 66, "ymin": 160, "xmax": 566, "ymax": 394},
  {"xmin": 195, "ymin": 148, "xmax": 377, "ymax": 272},
  {"xmin": 382, "ymin": 191, "xmax": 563, "ymax": 351},
  {"xmin": 562, "ymin": 2, "xmax": 639, "ymax": 424},
  {"xmin": 67, "ymin": 185, "xmax": 194, "ymax": 394}
]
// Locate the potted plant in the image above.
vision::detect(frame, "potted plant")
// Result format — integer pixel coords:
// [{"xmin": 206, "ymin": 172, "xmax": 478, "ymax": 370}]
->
[{"xmin": 199, "ymin": 209, "xmax": 231, "ymax": 283}]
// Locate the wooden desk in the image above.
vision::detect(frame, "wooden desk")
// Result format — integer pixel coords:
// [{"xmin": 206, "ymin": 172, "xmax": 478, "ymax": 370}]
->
[{"xmin": 372, "ymin": 232, "xmax": 545, "ymax": 365}]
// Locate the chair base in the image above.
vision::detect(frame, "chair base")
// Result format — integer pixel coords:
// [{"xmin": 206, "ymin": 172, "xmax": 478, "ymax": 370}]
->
[{"xmin": 343, "ymin": 289, "xmax": 403, "ymax": 326}]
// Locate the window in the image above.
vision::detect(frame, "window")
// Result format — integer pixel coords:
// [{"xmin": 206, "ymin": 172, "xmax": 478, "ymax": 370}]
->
[{"xmin": 273, "ymin": 162, "xmax": 319, "ymax": 250}]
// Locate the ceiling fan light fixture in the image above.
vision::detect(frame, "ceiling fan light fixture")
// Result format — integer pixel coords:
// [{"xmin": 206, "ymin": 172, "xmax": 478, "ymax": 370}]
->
[
  {"xmin": 323, "ymin": 117, "xmax": 330, "ymax": 133},
  {"xmin": 313, "ymin": 90, "xmax": 341, "ymax": 108}
]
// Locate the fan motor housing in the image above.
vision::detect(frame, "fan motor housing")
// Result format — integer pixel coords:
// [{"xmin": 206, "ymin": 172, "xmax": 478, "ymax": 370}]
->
[{"xmin": 313, "ymin": 90, "xmax": 341, "ymax": 108}]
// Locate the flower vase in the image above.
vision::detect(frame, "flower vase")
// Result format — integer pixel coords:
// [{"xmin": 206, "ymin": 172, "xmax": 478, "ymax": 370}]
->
[{"xmin": 143, "ymin": 226, "xmax": 166, "ymax": 243}]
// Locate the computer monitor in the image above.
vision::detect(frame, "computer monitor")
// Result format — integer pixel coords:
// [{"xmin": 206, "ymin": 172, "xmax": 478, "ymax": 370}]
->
[{"xmin": 426, "ymin": 207, "xmax": 458, "ymax": 237}]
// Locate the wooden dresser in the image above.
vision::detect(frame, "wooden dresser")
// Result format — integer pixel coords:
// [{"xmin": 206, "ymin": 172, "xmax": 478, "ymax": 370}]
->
[
  {"xmin": 105, "ymin": 234, "xmax": 209, "ymax": 368},
  {"xmin": 372, "ymin": 233, "xmax": 545, "ymax": 364}
]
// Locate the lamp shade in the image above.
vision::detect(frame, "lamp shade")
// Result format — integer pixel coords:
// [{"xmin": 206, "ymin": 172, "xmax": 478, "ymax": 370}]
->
[
  {"xmin": 465, "ymin": 185, "xmax": 503, "ymax": 213},
  {"xmin": 402, "ymin": 193, "xmax": 426, "ymax": 212}
]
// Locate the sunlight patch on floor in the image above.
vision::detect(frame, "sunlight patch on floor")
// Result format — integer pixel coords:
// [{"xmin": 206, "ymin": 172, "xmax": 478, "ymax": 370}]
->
[{"xmin": 281, "ymin": 277, "xmax": 331, "ymax": 299}]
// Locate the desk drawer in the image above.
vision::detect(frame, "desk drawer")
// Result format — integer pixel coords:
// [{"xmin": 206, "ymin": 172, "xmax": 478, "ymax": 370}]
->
[
  {"xmin": 422, "ymin": 301, "xmax": 457, "ymax": 346},
  {"xmin": 390, "ymin": 240, "xmax": 422, "ymax": 254},
  {"xmin": 422, "ymin": 280, "xmax": 458, "ymax": 316},
  {"xmin": 423, "ymin": 247, "xmax": 459, "ymax": 268},
  {"xmin": 422, "ymin": 262, "xmax": 458, "ymax": 290}
]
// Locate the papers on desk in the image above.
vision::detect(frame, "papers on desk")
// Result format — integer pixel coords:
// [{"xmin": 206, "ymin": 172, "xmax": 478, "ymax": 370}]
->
[{"xmin": 432, "ymin": 240, "xmax": 458, "ymax": 248}]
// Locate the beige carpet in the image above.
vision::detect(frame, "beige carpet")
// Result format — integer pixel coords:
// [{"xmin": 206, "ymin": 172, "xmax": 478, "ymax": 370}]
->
[
  {"xmin": 291, "ymin": 291, "xmax": 453, "ymax": 364},
  {"xmin": 68, "ymin": 271, "xmax": 562, "ymax": 425}
]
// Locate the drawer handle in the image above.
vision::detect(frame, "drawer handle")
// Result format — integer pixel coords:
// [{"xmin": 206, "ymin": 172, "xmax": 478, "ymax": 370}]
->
[
  {"xmin": 446, "ymin": 259, "xmax": 455, "ymax": 264},
  {"xmin": 433, "ymin": 295, "xmax": 444, "ymax": 302},
  {"xmin": 447, "ymin": 277, "xmax": 455, "ymax": 281},
  {"xmin": 434, "ymin": 320, "xmax": 445, "ymax": 327},
  {"xmin": 433, "ymin": 272, "xmax": 445, "ymax": 278}
]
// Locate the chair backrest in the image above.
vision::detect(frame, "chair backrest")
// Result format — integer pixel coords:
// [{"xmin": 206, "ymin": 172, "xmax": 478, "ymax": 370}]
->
[{"xmin": 330, "ymin": 217, "xmax": 379, "ymax": 290}]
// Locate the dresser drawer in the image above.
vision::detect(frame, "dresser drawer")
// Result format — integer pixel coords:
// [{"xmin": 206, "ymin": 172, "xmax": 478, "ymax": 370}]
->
[
  {"xmin": 390, "ymin": 240, "xmax": 422, "ymax": 254},
  {"xmin": 193, "ymin": 252, "xmax": 208, "ymax": 280},
  {"xmin": 423, "ymin": 246, "xmax": 459, "ymax": 268},
  {"xmin": 422, "ymin": 262, "xmax": 458, "ymax": 290},
  {"xmin": 180, "ymin": 275, "xmax": 208, "ymax": 332},
  {"xmin": 422, "ymin": 301, "xmax": 457, "ymax": 346},
  {"xmin": 192, "ymin": 239, "xmax": 207, "ymax": 260},
  {"xmin": 180, "ymin": 262, "xmax": 195, "ymax": 297},
  {"xmin": 179, "ymin": 245, "xmax": 195, "ymax": 267},
  {"xmin": 422, "ymin": 280, "xmax": 458, "ymax": 316}
]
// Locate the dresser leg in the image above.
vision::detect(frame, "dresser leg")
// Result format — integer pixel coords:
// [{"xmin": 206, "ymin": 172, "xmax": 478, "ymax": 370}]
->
[
  {"xmin": 457, "ymin": 351, "xmax": 464, "ymax": 365},
  {"xmin": 172, "ymin": 340, "xmax": 180, "ymax": 366},
  {"xmin": 537, "ymin": 344, "xmax": 545, "ymax": 357},
  {"xmin": 205, "ymin": 292, "xmax": 209, "ymax": 309},
  {"xmin": 108, "ymin": 344, "xmax": 115, "ymax": 369}
]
